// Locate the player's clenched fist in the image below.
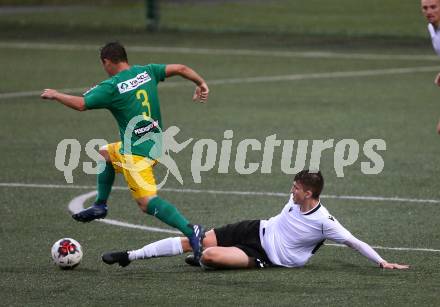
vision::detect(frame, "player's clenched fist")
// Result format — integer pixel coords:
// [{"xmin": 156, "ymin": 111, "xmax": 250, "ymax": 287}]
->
[{"xmin": 193, "ymin": 82, "xmax": 209, "ymax": 103}]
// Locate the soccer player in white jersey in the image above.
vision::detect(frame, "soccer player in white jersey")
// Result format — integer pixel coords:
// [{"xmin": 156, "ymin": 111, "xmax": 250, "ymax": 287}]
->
[
  {"xmin": 102, "ymin": 170, "xmax": 409, "ymax": 270},
  {"xmin": 421, "ymin": 0, "xmax": 440, "ymax": 134}
]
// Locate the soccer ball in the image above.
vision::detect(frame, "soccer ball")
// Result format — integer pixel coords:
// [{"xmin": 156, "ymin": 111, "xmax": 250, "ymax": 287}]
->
[{"xmin": 51, "ymin": 238, "xmax": 83, "ymax": 269}]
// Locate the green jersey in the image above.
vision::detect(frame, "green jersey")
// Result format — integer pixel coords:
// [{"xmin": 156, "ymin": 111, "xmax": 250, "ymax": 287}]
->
[{"xmin": 84, "ymin": 64, "xmax": 166, "ymax": 158}]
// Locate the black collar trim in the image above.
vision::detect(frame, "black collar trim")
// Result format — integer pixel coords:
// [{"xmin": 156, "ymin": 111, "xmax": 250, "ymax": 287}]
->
[{"xmin": 303, "ymin": 202, "xmax": 321, "ymax": 215}]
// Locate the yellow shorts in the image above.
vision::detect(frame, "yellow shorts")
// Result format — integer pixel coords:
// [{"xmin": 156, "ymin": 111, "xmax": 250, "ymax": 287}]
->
[{"xmin": 106, "ymin": 142, "xmax": 157, "ymax": 199}]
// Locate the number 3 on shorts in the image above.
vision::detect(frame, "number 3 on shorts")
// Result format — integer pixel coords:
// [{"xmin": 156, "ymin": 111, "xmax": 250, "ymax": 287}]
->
[{"xmin": 136, "ymin": 89, "xmax": 151, "ymax": 120}]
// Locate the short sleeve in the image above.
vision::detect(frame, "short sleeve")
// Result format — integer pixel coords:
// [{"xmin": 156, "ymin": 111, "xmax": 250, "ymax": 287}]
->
[
  {"xmin": 148, "ymin": 64, "xmax": 166, "ymax": 83},
  {"xmin": 84, "ymin": 82, "xmax": 114, "ymax": 109},
  {"xmin": 323, "ymin": 216, "xmax": 353, "ymax": 244}
]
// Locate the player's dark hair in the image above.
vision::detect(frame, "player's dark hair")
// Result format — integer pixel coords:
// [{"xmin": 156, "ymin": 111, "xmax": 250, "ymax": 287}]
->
[
  {"xmin": 294, "ymin": 170, "xmax": 324, "ymax": 199},
  {"xmin": 100, "ymin": 42, "xmax": 128, "ymax": 64}
]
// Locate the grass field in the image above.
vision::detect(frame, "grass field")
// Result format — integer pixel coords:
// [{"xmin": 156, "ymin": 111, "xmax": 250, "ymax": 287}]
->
[{"xmin": 1, "ymin": 1, "xmax": 440, "ymax": 306}]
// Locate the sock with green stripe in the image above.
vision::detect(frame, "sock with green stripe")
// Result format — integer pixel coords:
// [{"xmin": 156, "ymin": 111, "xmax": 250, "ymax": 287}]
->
[
  {"xmin": 147, "ymin": 197, "xmax": 193, "ymax": 237},
  {"xmin": 95, "ymin": 161, "xmax": 115, "ymax": 205}
]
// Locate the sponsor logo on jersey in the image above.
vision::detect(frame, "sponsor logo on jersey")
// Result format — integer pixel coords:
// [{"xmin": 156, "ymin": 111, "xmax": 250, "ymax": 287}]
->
[
  {"xmin": 133, "ymin": 120, "xmax": 159, "ymax": 136},
  {"xmin": 117, "ymin": 71, "xmax": 151, "ymax": 94}
]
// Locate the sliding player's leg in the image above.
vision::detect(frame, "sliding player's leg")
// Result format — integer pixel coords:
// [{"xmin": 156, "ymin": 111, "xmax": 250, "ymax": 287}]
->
[
  {"xmin": 123, "ymin": 154, "xmax": 206, "ymax": 262},
  {"xmin": 200, "ymin": 246, "xmax": 254, "ymax": 269},
  {"xmin": 102, "ymin": 229, "xmax": 218, "ymax": 267},
  {"xmin": 195, "ymin": 220, "xmax": 272, "ymax": 269}
]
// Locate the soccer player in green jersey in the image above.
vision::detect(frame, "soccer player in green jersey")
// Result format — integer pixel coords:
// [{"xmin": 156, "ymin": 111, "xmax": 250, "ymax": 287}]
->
[{"xmin": 41, "ymin": 42, "xmax": 209, "ymax": 261}]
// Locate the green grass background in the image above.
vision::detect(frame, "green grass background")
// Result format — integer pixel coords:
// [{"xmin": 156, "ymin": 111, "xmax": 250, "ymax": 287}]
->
[
  {"xmin": 0, "ymin": 1, "xmax": 439, "ymax": 306},
  {"xmin": 0, "ymin": 0, "xmax": 431, "ymax": 38}
]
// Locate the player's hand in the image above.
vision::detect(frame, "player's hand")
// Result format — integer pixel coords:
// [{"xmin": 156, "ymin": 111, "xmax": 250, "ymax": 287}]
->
[
  {"xmin": 193, "ymin": 82, "xmax": 209, "ymax": 103},
  {"xmin": 379, "ymin": 261, "xmax": 409, "ymax": 270},
  {"xmin": 41, "ymin": 89, "xmax": 59, "ymax": 100},
  {"xmin": 434, "ymin": 73, "xmax": 440, "ymax": 87}
]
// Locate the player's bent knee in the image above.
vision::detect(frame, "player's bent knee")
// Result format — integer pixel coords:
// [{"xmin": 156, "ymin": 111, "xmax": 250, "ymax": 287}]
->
[
  {"xmin": 136, "ymin": 195, "xmax": 158, "ymax": 213},
  {"xmin": 200, "ymin": 247, "xmax": 220, "ymax": 266},
  {"xmin": 99, "ymin": 146, "xmax": 110, "ymax": 162},
  {"xmin": 136, "ymin": 197, "xmax": 151, "ymax": 213}
]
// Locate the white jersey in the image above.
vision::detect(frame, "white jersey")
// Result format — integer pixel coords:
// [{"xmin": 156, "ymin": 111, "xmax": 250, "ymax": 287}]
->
[
  {"xmin": 428, "ymin": 23, "xmax": 440, "ymax": 56},
  {"xmin": 259, "ymin": 196, "xmax": 354, "ymax": 268}
]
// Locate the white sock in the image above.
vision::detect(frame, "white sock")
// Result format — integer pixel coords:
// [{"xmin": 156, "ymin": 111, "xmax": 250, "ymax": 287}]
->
[{"xmin": 128, "ymin": 237, "xmax": 183, "ymax": 261}]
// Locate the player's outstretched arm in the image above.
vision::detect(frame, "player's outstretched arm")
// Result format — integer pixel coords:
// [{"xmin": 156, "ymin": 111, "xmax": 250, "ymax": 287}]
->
[
  {"xmin": 41, "ymin": 89, "xmax": 86, "ymax": 111},
  {"xmin": 436, "ymin": 120, "xmax": 440, "ymax": 135},
  {"xmin": 165, "ymin": 64, "xmax": 209, "ymax": 103},
  {"xmin": 325, "ymin": 218, "xmax": 410, "ymax": 270},
  {"xmin": 344, "ymin": 236, "xmax": 409, "ymax": 270}
]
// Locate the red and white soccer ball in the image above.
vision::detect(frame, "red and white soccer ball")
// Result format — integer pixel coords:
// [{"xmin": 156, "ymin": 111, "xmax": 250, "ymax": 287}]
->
[{"xmin": 51, "ymin": 238, "xmax": 83, "ymax": 269}]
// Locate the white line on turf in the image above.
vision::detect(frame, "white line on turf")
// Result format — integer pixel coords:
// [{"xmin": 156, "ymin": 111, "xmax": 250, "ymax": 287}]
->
[
  {"xmin": 69, "ymin": 191, "xmax": 180, "ymax": 234},
  {"xmin": 0, "ymin": 41, "xmax": 438, "ymax": 61},
  {"xmin": 1, "ymin": 182, "xmax": 439, "ymax": 204},
  {"xmin": 1, "ymin": 66, "xmax": 439, "ymax": 100},
  {"xmin": 206, "ymin": 66, "xmax": 440, "ymax": 85},
  {"xmin": 68, "ymin": 190, "xmax": 440, "ymax": 253},
  {"xmin": 0, "ymin": 87, "xmax": 86, "ymax": 99}
]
